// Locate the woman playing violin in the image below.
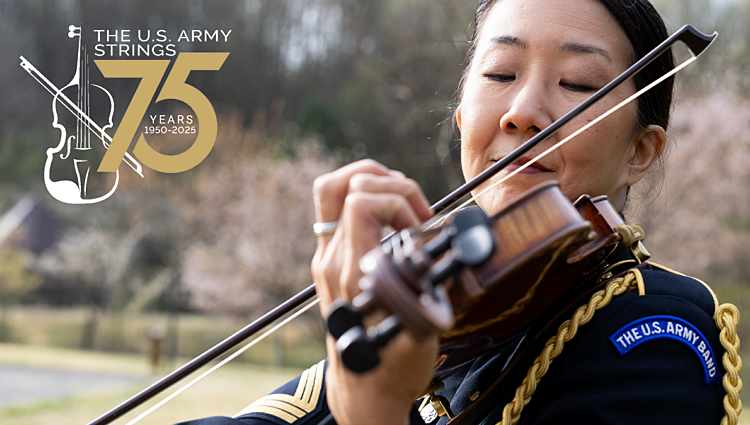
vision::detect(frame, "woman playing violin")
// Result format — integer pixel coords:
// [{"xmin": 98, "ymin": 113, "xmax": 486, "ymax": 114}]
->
[{"xmin": 182, "ymin": 0, "xmax": 736, "ymax": 424}]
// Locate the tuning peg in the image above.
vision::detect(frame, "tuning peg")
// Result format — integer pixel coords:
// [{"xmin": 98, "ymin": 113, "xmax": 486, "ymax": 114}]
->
[
  {"xmin": 336, "ymin": 326, "xmax": 376, "ymax": 373},
  {"xmin": 451, "ymin": 224, "xmax": 495, "ymax": 267},
  {"xmin": 451, "ymin": 207, "xmax": 490, "ymax": 232},
  {"xmin": 68, "ymin": 25, "xmax": 81, "ymax": 38},
  {"xmin": 326, "ymin": 299, "xmax": 363, "ymax": 340},
  {"xmin": 337, "ymin": 315, "xmax": 402, "ymax": 373},
  {"xmin": 427, "ymin": 220, "xmax": 495, "ymax": 285},
  {"xmin": 423, "ymin": 208, "xmax": 490, "ymax": 260},
  {"xmin": 423, "ymin": 225, "xmax": 457, "ymax": 259}
]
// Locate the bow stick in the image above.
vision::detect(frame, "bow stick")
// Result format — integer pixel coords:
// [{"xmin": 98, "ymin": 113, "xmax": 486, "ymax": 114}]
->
[
  {"xmin": 19, "ymin": 56, "xmax": 144, "ymax": 178},
  {"xmin": 87, "ymin": 24, "xmax": 716, "ymax": 425}
]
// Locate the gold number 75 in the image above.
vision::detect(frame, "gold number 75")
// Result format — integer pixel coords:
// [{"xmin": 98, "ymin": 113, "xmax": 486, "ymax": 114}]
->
[{"xmin": 95, "ymin": 52, "xmax": 229, "ymax": 174}]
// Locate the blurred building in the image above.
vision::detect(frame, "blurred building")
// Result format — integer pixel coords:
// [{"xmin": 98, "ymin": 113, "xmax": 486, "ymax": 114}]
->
[{"xmin": 0, "ymin": 195, "xmax": 60, "ymax": 253}]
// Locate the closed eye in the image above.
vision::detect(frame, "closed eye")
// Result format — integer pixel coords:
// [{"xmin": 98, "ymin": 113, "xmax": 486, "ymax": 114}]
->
[
  {"xmin": 560, "ymin": 82, "xmax": 596, "ymax": 93},
  {"xmin": 486, "ymin": 74, "xmax": 515, "ymax": 83}
]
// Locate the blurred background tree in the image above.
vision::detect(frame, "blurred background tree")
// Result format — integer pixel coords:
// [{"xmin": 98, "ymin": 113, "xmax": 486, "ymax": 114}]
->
[{"xmin": 0, "ymin": 246, "xmax": 42, "ymax": 341}]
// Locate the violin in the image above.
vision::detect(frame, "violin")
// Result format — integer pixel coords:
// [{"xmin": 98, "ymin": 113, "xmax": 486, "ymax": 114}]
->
[
  {"xmin": 85, "ymin": 24, "xmax": 715, "ymax": 425},
  {"xmin": 326, "ymin": 180, "xmax": 646, "ymax": 379},
  {"xmin": 46, "ymin": 25, "xmax": 119, "ymax": 203},
  {"xmin": 19, "ymin": 25, "xmax": 143, "ymax": 205}
]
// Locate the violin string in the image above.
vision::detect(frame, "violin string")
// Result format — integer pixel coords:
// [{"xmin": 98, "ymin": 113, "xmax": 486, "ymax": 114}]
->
[
  {"xmin": 24, "ymin": 64, "xmax": 112, "ymax": 146},
  {"xmin": 86, "ymin": 47, "xmax": 91, "ymax": 150},
  {"xmin": 77, "ymin": 52, "xmax": 82, "ymax": 150},
  {"xmin": 22, "ymin": 59, "xmax": 144, "ymax": 176},
  {"xmin": 25, "ymin": 70, "xmax": 107, "ymax": 148},
  {"xmin": 83, "ymin": 47, "xmax": 87, "ymax": 149},
  {"xmin": 81, "ymin": 47, "xmax": 84, "ymax": 150},
  {"xmin": 79, "ymin": 56, "xmax": 83, "ymax": 150},
  {"xmin": 426, "ymin": 55, "xmax": 697, "ymax": 230},
  {"xmin": 88, "ymin": 60, "xmax": 91, "ymax": 148},
  {"xmin": 80, "ymin": 45, "xmax": 85, "ymax": 149},
  {"xmin": 82, "ymin": 47, "xmax": 85, "ymax": 149},
  {"xmin": 124, "ymin": 297, "xmax": 321, "ymax": 425}
]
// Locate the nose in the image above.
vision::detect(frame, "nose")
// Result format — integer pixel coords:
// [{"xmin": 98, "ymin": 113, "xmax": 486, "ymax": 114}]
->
[{"xmin": 500, "ymin": 82, "xmax": 552, "ymax": 135}]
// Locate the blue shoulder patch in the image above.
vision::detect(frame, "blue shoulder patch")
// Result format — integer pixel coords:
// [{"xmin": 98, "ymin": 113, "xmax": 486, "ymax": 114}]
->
[{"xmin": 609, "ymin": 315, "xmax": 719, "ymax": 385}]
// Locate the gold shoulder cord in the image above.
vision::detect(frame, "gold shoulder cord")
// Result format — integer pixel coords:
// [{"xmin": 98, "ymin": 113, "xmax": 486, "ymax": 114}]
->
[
  {"xmin": 496, "ymin": 267, "xmax": 743, "ymax": 425},
  {"xmin": 716, "ymin": 303, "xmax": 743, "ymax": 425},
  {"xmin": 496, "ymin": 268, "xmax": 642, "ymax": 425}
]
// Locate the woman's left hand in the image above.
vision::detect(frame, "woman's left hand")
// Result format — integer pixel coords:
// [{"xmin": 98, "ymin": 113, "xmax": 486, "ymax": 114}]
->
[{"xmin": 310, "ymin": 159, "xmax": 437, "ymax": 425}]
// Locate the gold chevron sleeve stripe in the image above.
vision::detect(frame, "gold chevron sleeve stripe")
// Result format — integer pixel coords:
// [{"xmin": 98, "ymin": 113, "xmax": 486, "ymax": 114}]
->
[
  {"xmin": 237, "ymin": 403, "xmax": 301, "ymax": 423},
  {"xmin": 295, "ymin": 365, "xmax": 311, "ymax": 400},
  {"xmin": 303, "ymin": 358, "xmax": 325, "ymax": 405},
  {"xmin": 235, "ymin": 359, "xmax": 326, "ymax": 422}
]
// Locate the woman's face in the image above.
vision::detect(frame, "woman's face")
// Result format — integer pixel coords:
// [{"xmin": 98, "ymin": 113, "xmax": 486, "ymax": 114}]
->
[{"xmin": 458, "ymin": 0, "xmax": 663, "ymax": 215}]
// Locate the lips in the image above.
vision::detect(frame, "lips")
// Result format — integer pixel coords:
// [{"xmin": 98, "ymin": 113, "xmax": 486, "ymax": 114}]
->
[{"xmin": 496, "ymin": 156, "xmax": 551, "ymax": 175}]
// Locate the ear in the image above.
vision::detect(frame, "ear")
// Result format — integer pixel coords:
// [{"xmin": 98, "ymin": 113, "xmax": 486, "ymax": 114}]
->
[
  {"xmin": 624, "ymin": 124, "xmax": 667, "ymax": 186},
  {"xmin": 455, "ymin": 105, "xmax": 463, "ymax": 132}
]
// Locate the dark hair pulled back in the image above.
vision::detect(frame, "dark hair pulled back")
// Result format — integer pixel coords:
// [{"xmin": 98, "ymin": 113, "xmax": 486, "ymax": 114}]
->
[{"xmin": 459, "ymin": 0, "xmax": 675, "ymax": 132}]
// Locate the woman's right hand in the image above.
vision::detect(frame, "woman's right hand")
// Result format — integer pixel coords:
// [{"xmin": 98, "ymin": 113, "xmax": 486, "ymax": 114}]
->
[{"xmin": 310, "ymin": 159, "xmax": 437, "ymax": 425}]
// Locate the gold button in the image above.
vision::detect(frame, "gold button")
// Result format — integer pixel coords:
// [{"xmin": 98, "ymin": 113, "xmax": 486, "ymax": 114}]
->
[{"xmin": 469, "ymin": 391, "xmax": 480, "ymax": 401}]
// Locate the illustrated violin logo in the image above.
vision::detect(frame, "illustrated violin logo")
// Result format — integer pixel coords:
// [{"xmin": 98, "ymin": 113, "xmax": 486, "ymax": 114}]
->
[{"xmin": 19, "ymin": 25, "xmax": 228, "ymax": 205}]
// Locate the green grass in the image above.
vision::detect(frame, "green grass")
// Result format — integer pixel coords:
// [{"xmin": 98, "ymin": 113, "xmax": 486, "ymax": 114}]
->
[
  {"xmin": 0, "ymin": 343, "xmax": 303, "ymax": 425},
  {"xmin": 2, "ymin": 343, "xmax": 750, "ymax": 424},
  {"xmin": 2, "ymin": 305, "xmax": 750, "ymax": 424},
  {"xmin": 0, "ymin": 306, "xmax": 327, "ymax": 368},
  {"xmin": 0, "ymin": 306, "xmax": 326, "ymax": 423},
  {"xmin": 0, "ymin": 342, "xmax": 152, "ymax": 375}
]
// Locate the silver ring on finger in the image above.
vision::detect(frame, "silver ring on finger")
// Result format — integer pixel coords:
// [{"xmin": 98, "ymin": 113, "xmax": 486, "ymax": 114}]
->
[{"xmin": 313, "ymin": 221, "xmax": 339, "ymax": 237}]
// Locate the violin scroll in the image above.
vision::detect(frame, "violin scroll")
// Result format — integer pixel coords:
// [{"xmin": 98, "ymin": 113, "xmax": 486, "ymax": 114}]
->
[{"xmin": 328, "ymin": 208, "xmax": 497, "ymax": 373}]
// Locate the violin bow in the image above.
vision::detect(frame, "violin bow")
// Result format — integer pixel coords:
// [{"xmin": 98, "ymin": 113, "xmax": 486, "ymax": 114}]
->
[
  {"xmin": 19, "ymin": 56, "xmax": 145, "ymax": 178},
  {"xmin": 87, "ymin": 24, "xmax": 716, "ymax": 425}
]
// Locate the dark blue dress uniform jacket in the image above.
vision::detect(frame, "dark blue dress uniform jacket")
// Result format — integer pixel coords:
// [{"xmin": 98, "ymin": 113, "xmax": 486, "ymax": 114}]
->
[{"xmin": 178, "ymin": 251, "xmax": 727, "ymax": 425}]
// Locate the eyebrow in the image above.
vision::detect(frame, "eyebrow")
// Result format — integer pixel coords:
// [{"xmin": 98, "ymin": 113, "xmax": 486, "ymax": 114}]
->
[
  {"xmin": 557, "ymin": 42, "xmax": 613, "ymax": 63},
  {"xmin": 490, "ymin": 35, "xmax": 526, "ymax": 48},
  {"xmin": 489, "ymin": 36, "xmax": 613, "ymax": 63}
]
